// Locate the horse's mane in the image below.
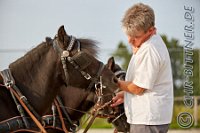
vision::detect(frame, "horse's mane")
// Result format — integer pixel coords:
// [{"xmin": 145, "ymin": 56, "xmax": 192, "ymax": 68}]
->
[
  {"xmin": 78, "ymin": 38, "xmax": 99, "ymax": 58},
  {"xmin": 9, "ymin": 41, "xmax": 51, "ymax": 69},
  {"xmin": 9, "ymin": 37, "xmax": 99, "ymax": 69}
]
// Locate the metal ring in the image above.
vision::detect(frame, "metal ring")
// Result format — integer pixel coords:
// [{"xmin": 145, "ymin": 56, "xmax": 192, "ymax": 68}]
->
[{"xmin": 70, "ymin": 123, "xmax": 79, "ymax": 132}]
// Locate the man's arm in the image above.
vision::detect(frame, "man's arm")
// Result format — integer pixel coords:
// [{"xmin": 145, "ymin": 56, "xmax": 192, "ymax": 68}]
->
[
  {"xmin": 111, "ymin": 80, "xmax": 145, "ymax": 107},
  {"xmin": 118, "ymin": 80, "xmax": 145, "ymax": 95}
]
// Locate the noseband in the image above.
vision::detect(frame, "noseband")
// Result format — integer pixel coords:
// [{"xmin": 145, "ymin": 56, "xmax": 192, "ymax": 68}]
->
[{"xmin": 114, "ymin": 70, "xmax": 126, "ymax": 81}]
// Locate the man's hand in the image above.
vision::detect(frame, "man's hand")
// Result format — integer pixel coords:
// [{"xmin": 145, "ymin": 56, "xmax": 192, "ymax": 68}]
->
[{"xmin": 111, "ymin": 91, "xmax": 124, "ymax": 107}]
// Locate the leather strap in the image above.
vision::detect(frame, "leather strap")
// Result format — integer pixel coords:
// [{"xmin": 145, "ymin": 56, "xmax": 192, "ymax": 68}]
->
[
  {"xmin": 7, "ymin": 87, "xmax": 47, "ymax": 133},
  {"xmin": 0, "ymin": 69, "xmax": 46, "ymax": 133},
  {"xmin": 54, "ymin": 99, "xmax": 68, "ymax": 133}
]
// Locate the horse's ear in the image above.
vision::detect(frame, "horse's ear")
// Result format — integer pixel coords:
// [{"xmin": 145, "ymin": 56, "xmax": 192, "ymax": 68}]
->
[
  {"xmin": 57, "ymin": 25, "xmax": 69, "ymax": 43},
  {"xmin": 107, "ymin": 56, "xmax": 115, "ymax": 70},
  {"xmin": 45, "ymin": 37, "xmax": 52, "ymax": 43}
]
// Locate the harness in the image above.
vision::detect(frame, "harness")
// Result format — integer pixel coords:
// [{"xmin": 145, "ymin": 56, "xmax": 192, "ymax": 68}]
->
[
  {"xmin": 39, "ymin": 36, "xmax": 124, "ymax": 133},
  {"xmin": 42, "ymin": 36, "xmax": 113, "ymax": 133},
  {"xmin": 52, "ymin": 66, "xmax": 127, "ymax": 133},
  {"xmin": 0, "ymin": 35, "xmax": 111, "ymax": 133},
  {"xmin": 0, "ymin": 69, "xmax": 46, "ymax": 133},
  {"xmin": 40, "ymin": 54, "xmax": 127, "ymax": 133}
]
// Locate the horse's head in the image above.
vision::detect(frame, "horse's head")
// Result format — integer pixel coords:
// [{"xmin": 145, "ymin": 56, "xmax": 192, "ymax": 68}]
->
[
  {"xmin": 1, "ymin": 25, "xmax": 119, "ymax": 133},
  {"xmin": 43, "ymin": 26, "xmax": 120, "ymax": 132},
  {"xmin": 81, "ymin": 57, "xmax": 130, "ymax": 132},
  {"xmin": 53, "ymin": 25, "xmax": 118, "ymax": 95},
  {"xmin": 103, "ymin": 57, "xmax": 130, "ymax": 133}
]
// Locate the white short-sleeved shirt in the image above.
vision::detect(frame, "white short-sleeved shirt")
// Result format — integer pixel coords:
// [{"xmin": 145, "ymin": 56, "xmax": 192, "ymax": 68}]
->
[{"xmin": 124, "ymin": 34, "xmax": 173, "ymax": 125}]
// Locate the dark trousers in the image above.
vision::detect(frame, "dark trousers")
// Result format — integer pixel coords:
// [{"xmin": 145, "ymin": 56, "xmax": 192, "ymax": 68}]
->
[{"xmin": 130, "ymin": 124, "xmax": 169, "ymax": 133}]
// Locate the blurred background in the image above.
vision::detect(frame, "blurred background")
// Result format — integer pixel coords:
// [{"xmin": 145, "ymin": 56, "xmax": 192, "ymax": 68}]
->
[{"xmin": 0, "ymin": 0, "xmax": 199, "ymax": 132}]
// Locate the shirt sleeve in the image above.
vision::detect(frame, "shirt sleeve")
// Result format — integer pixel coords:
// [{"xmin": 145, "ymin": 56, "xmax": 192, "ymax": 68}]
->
[{"xmin": 133, "ymin": 45, "xmax": 160, "ymax": 90}]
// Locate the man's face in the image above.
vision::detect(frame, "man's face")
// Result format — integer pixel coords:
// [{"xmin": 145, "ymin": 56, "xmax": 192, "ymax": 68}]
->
[{"xmin": 127, "ymin": 27, "xmax": 155, "ymax": 48}]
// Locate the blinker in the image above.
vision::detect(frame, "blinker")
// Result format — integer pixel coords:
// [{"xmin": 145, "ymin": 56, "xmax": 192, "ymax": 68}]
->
[{"xmin": 71, "ymin": 51, "xmax": 92, "ymax": 70}]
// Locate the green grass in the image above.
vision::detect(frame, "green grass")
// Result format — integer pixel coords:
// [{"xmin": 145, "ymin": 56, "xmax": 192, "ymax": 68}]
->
[
  {"xmin": 80, "ymin": 103, "xmax": 200, "ymax": 129},
  {"xmin": 80, "ymin": 115, "xmax": 113, "ymax": 129},
  {"xmin": 170, "ymin": 103, "xmax": 200, "ymax": 129},
  {"xmin": 90, "ymin": 118, "xmax": 113, "ymax": 128}
]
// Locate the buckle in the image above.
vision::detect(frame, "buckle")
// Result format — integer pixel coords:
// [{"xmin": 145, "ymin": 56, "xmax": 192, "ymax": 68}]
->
[{"xmin": 84, "ymin": 73, "xmax": 91, "ymax": 80}]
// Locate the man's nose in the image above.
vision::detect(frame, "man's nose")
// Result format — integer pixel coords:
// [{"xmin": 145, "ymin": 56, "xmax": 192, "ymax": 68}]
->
[
  {"xmin": 128, "ymin": 38, "xmax": 135, "ymax": 45},
  {"xmin": 128, "ymin": 36, "xmax": 132, "ymax": 42}
]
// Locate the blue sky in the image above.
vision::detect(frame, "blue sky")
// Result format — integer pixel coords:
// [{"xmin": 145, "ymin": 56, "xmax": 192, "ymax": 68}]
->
[{"xmin": 0, "ymin": 0, "xmax": 199, "ymax": 69}]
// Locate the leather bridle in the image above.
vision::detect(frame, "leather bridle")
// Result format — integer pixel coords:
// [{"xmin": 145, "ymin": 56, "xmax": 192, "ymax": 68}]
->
[
  {"xmin": 0, "ymin": 35, "xmax": 109, "ymax": 133},
  {"xmin": 52, "ymin": 36, "xmax": 106, "ymax": 90},
  {"xmin": 78, "ymin": 67, "xmax": 126, "ymax": 133},
  {"xmin": 50, "ymin": 36, "xmax": 115, "ymax": 133},
  {"xmin": 54, "ymin": 53, "xmax": 127, "ymax": 133},
  {"xmin": 51, "ymin": 36, "xmax": 129, "ymax": 133}
]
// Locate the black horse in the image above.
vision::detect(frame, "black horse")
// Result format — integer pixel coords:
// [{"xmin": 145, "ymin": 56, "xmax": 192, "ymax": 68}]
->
[
  {"xmin": 106, "ymin": 57, "xmax": 130, "ymax": 133},
  {"xmin": 0, "ymin": 26, "xmax": 118, "ymax": 133},
  {"xmin": 43, "ymin": 57, "xmax": 130, "ymax": 133}
]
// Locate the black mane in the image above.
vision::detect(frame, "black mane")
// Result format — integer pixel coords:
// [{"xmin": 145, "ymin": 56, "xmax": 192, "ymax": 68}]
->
[
  {"xmin": 78, "ymin": 38, "xmax": 99, "ymax": 58},
  {"xmin": 9, "ymin": 37, "xmax": 99, "ymax": 70}
]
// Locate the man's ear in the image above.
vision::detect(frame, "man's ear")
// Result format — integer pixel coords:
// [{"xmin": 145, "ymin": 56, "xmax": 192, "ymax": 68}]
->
[{"xmin": 148, "ymin": 26, "xmax": 156, "ymax": 35}]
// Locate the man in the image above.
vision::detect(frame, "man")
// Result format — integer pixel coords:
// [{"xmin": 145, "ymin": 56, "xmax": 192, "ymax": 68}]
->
[{"xmin": 111, "ymin": 3, "xmax": 173, "ymax": 133}]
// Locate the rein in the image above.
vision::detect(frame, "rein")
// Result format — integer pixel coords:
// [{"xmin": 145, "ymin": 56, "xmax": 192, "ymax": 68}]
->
[
  {"xmin": 81, "ymin": 70, "xmax": 126, "ymax": 132},
  {"xmin": 48, "ymin": 36, "xmax": 110, "ymax": 132},
  {"xmin": 49, "ymin": 61, "xmax": 127, "ymax": 133},
  {"xmin": 53, "ymin": 95, "xmax": 114, "ymax": 133},
  {"xmin": 82, "ymin": 76, "xmax": 112, "ymax": 133}
]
